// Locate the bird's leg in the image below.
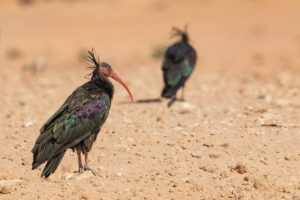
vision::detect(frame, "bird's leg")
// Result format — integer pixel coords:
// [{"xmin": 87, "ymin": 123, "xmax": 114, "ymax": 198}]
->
[
  {"xmin": 179, "ymin": 85, "xmax": 185, "ymax": 101},
  {"xmin": 82, "ymin": 146, "xmax": 99, "ymax": 176},
  {"xmin": 76, "ymin": 146, "xmax": 84, "ymax": 173},
  {"xmin": 167, "ymin": 96, "xmax": 177, "ymax": 107}
]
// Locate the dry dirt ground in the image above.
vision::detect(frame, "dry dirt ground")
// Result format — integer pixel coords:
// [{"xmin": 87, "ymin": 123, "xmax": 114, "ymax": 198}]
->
[{"xmin": 0, "ymin": 0, "xmax": 300, "ymax": 199}]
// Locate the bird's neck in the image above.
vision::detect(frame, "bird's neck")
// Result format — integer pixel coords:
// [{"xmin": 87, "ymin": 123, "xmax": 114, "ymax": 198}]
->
[{"xmin": 92, "ymin": 75, "xmax": 114, "ymax": 100}]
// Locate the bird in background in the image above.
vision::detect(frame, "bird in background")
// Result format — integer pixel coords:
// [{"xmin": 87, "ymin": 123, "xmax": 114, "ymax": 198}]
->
[
  {"xmin": 31, "ymin": 50, "xmax": 133, "ymax": 178},
  {"xmin": 161, "ymin": 26, "xmax": 197, "ymax": 107}
]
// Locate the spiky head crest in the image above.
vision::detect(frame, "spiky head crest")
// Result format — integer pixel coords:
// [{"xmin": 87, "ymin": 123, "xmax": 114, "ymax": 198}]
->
[
  {"xmin": 86, "ymin": 49, "xmax": 111, "ymax": 82},
  {"xmin": 86, "ymin": 49, "xmax": 100, "ymax": 81},
  {"xmin": 171, "ymin": 25, "xmax": 189, "ymax": 43}
]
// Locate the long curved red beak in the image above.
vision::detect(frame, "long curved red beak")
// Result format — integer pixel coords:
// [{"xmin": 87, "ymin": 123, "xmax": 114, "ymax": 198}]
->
[{"xmin": 111, "ymin": 72, "xmax": 133, "ymax": 102}]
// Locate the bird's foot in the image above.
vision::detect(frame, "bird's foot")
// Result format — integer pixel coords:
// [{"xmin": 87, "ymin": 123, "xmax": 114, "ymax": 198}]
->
[
  {"xmin": 178, "ymin": 98, "xmax": 185, "ymax": 102},
  {"xmin": 84, "ymin": 165, "xmax": 100, "ymax": 177},
  {"xmin": 167, "ymin": 97, "xmax": 177, "ymax": 107},
  {"xmin": 74, "ymin": 167, "xmax": 84, "ymax": 174}
]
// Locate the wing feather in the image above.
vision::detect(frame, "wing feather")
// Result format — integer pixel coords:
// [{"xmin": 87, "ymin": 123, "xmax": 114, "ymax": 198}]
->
[{"xmin": 32, "ymin": 87, "xmax": 110, "ymax": 167}]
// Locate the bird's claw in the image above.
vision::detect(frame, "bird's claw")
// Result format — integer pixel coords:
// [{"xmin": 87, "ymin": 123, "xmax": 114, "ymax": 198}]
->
[
  {"xmin": 84, "ymin": 165, "xmax": 100, "ymax": 177},
  {"xmin": 167, "ymin": 97, "xmax": 177, "ymax": 107},
  {"xmin": 79, "ymin": 167, "xmax": 84, "ymax": 173},
  {"xmin": 73, "ymin": 167, "xmax": 84, "ymax": 174}
]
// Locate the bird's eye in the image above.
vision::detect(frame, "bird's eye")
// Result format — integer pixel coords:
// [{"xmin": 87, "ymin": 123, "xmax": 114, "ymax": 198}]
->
[{"xmin": 108, "ymin": 68, "xmax": 113, "ymax": 76}]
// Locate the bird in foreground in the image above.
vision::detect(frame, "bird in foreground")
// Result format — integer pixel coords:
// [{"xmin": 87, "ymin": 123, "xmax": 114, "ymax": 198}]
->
[
  {"xmin": 31, "ymin": 50, "xmax": 133, "ymax": 178},
  {"xmin": 161, "ymin": 26, "xmax": 197, "ymax": 107}
]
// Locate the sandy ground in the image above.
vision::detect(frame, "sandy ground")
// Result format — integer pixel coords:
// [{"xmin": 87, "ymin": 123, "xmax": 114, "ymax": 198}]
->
[{"xmin": 0, "ymin": 0, "xmax": 300, "ymax": 199}]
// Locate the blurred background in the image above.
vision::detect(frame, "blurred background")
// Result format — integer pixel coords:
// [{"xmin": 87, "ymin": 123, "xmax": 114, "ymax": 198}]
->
[{"xmin": 1, "ymin": 0, "xmax": 300, "ymax": 73}]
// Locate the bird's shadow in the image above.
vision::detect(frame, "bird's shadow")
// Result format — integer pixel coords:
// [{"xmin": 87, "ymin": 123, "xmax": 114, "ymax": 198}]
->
[
  {"xmin": 118, "ymin": 98, "xmax": 162, "ymax": 105},
  {"xmin": 118, "ymin": 98, "xmax": 180, "ymax": 108}
]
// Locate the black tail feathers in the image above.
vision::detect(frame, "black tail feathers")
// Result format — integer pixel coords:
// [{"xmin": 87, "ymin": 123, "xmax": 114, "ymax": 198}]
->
[
  {"xmin": 161, "ymin": 85, "xmax": 174, "ymax": 98},
  {"xmin": 40, "ymin": 151, "xmax": 66, "ymax": 178}
]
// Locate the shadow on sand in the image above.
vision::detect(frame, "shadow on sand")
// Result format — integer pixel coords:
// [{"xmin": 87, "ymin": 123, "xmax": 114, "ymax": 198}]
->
[{"xmin": 118, "ymin": 98, "xmax": 162, "ymax": 105}]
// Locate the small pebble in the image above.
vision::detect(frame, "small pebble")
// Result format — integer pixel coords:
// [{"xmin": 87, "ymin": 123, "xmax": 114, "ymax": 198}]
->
[{"xmin": 23, "ymin": 121, "xmax": 33, "ymax": 127}]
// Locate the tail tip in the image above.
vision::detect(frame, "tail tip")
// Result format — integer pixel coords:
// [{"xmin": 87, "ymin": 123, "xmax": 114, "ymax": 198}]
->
[{"xmin": 32, "ymin": 162, "xmax": 39, "ymax": 170}]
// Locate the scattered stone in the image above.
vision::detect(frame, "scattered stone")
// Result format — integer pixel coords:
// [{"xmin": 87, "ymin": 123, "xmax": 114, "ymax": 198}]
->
[
  {"xmin": 220, "ymin": 171, "xmax": 229, "ymax": 178},
  {"xmin": 182, "ymin": 177, "xmax": 189, "ymax": 183},
  {"xmin": 220, "ymin": 143, "xmax": 229, "ymax": 148},
  {"xmin": 81, "ymin": 194, "xmax": 88, "ymax": 200},
  {"xmin": 203, "ymin": 143, "xmax": 213, "ymax": 148},
  {"xmin": 170, "ymin": 117, "xmax": 177, "ymax": 122},
  {"xmin": 219, "ymin": 120, "xmax": 232, "ymax": 126},
  {"xmin": 199, "ymin": 166, "xmax": 218, "ymax": 173},
  {"xmin": 76, "ymin": 173, "xmax": 92, "ymax": 180},
  {"xmin": 182, "ymin": 131, "xmax": 189, "ymax": 136},
  {"xmin": 280, "ymin": 186, "xmax": 293, "ymax": 194},
  {"xmin": 257, "ymin": 95, "xmax": 265, "ymax": 99},
  {"xmin": 180, "ymin": 145, "xmax": 187, "ymax": 150},
  {"xmin": 167, "ymin": 171, "xmax": 175, "ymax": 177},
  {"xmin": 166, "ymin": 141, "xmax": 175, "ymax": 146},
  {"xmin": 124, "ymin": 119, "xmax": 133, "ymax": 124},
  {"xmin": 284, "ymin": 155, "xmax": 294, "ymax": 161},
  {"xmin": 23, "ymin": 121, "xmax": 33, "ymax": 127},
  {"xmin": 275, "ymin": 99, "xmax": 291, "ymax": 106},
  {"xmin": 174, "ymin": 127, "xmax": 183, "ymax": 131},
  {"xmin": 245, "ymin": 105, "xmax": 254, "ymax": 111},
  {"xmin": 209, "ymin": 153, "xmax": 220, "ymax": 159},
  {"xmin": 190, "ymin": 151, "xmax": 201, "ymax": 158},
  {"xmin": 253, "ymin": 178, "xmax": 268, "ymax": 190},
  {"xmin": 260, "ymin": 160, "xmax": 268, "ymax": 165},
  {"xmin": 292, "ymin": 194, "xmax": 300, "ymax": 200},
  {"xmin": 182, "ymin": 102, "xmax": 196, "ymax": 110},
  {"xmin": 265, "ymin": 94, "xmax": 272, "ymax": 103},
  {"xmin": 117, "ymin": 172, "xmax": 122, "ymax": 177},
  {"xmin": 179, "ymin": 110, "xmax": 189, "ymax": 115},
  {"xmin": 0, "ymin": 179, "xmax": 22, "ymax": 194},
  {"xmin": 232, "ymin": 162, "xmax": 248, "ymax": 174},
  {"xmin": 65, "ymin": 173, "xmax": 73, "ymax": 180}
]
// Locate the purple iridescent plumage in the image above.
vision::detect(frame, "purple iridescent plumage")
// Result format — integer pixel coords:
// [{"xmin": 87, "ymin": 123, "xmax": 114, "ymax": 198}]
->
[
  {"xmin": 31, "ymin": 50, "xmax": 117, "ymax": 178},
  {"xmin": 76, "ymin": 100, "xmax": 106, "ymax": 121}
]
